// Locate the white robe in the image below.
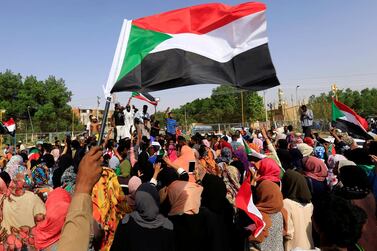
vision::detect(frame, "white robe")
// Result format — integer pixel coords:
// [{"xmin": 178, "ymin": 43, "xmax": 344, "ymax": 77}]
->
[{"xmin": 124, "ymin": 110, "xmax": 134, "ymax": 139}]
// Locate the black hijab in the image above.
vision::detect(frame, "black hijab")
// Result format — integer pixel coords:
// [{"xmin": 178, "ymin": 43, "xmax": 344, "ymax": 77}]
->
[
  {"xmin": 334, "ymin": 165, "xmax": 371, "ymax": 200},
  {"xmin": 122, "ymin": 183, "xmax": 173, "ymax": 230},
  {"xmin": 201, "ymin": 173, "xmax": 228, "ymax": 213},
  {"xmin": 282, "ymin": 169, "xmax": 312, "ymax": 204}
]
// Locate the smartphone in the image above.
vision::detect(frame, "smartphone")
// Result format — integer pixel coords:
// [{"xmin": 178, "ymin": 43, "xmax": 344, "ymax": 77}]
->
[{"xmin": 189, "ymin": 161, "xmax": 195, "ymax": 173}]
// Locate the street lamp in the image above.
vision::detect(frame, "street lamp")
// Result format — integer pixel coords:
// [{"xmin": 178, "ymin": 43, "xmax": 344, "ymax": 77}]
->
[{"xmin": 295, "ymin": 85, "xmax": 300, "ymax": 106}]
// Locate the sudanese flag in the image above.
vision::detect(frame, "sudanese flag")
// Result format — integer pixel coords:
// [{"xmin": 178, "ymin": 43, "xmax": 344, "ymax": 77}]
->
[{"xmin": 105, "ymin": 2, "xmax": 279, "ymax": 94}]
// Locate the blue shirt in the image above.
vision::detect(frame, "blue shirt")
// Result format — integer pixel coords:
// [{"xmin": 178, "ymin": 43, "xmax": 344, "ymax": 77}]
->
[{"xmin": 166, "ymin": 118, "xmax": 177, "ymax": 134}]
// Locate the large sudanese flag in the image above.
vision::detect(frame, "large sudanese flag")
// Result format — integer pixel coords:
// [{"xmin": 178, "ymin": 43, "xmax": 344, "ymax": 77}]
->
[
  {"xmin": 332, "ymin": 99, "xmax": 372, "ymax": 139},
  {"xmin": 104, "ymin": 2, "xmax": 280, "ymax": 95}
]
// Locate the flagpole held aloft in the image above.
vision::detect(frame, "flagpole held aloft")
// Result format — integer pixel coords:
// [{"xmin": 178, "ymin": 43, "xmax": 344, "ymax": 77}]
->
[{"xmin": 97, "ymin": 96, "xmax": 112, "ymax": 146}]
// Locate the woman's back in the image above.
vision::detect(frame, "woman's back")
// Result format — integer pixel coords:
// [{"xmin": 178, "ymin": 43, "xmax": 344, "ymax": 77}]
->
[
  {"xmin": 169, "ymin": 212, "xmax": 208, "ymax": 251},
  {"xmin": 283, "ymin": 199, "xmax": 314, "ymax": 250},
  {"xmin": 111, "ymin": 217, "xmax": 174, "ymax": 251}
]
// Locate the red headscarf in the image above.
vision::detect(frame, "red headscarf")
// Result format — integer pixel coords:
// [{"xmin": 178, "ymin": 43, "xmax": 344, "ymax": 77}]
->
[
  {"xmin": 303, "ymin": 156, "xmax": 328, "ymax": 182},
  {"xmin": 257, "ymin": 158, "xmax": 281, "ymax": 183},
  {"xmin": 33, "ymin": 188, "xmax": 71, "ymax": 250},
  {"xmin": 303, "ymin": 137, "xmax": 315, "ymax": 147}
]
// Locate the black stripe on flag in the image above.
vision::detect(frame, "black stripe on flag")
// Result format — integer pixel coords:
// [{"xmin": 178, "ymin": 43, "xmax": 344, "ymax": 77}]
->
[
  {"xmin": 112, "ymin": 44, "xmax": 279, "ymax": 92},
  {"xmin": 332, "ymin": 119, "xmax": 373, "ymax": 140}
]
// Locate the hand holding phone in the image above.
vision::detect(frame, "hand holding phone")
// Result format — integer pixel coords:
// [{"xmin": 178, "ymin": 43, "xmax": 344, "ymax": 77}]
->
[{"xmin": 189, "ymin": 161, "xmax": 195, "ymax": 173}]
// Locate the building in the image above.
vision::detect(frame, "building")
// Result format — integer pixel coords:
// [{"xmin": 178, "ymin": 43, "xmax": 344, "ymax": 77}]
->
[{"xmin": 72, "ymin": 108, "xmax": 113, "ymax": 129}]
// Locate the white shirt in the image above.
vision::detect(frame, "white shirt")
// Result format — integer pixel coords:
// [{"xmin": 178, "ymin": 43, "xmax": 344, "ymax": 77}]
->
[{"xmin": 124, "ymin": 110, "xmax": 134, "ymax": 127}]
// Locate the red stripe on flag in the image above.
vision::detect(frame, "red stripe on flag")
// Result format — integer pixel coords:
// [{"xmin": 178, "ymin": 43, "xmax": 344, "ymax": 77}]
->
[
  {"xmin": 333, "ymin": 99, "xmax": 369, "ymax": 130},
  {"xmin": 3, "ymin": 118, "xmax": 15, "ymax": 127},
  {"xmin": 133, "ymin": 95, "xmax": 158, "ymax": 106},
  {"xmin": 132, "ymin": 2, "xmax": 266, "ymax": 35},
  {"xmin": 235, "ymin": 178, "xmax": 265, "ymax": 237}
]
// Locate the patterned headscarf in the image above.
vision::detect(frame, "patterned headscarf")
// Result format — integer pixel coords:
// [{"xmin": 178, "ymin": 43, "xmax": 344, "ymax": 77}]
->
[
  {"xmin": 233, "ymin": 145, "xmax": 249, "ymax": 172},
  {"xmin": 31, "ymin": 164, "xmax": 49, "ymax": 187},
  {"xmin": 216, "ymin": 147, "xmax": 232, "ymax": 164},
  {"xmin": 4, "ymin": 155, "xmax": 25, "ymax": 179},
  {"xmin": 61, "ymin": 166, "xmax": 76, "ymax": 194},
  {"xmin": 92, "ymin": 168, "xmax": 127, "ymax": 251}
]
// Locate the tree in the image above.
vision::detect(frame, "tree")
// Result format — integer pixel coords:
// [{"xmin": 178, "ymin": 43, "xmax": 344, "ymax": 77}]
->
[
  {"xmin": 169, "ymin": 85, "xmax": 265, "ymax": 126},
  {"xmin": 0, "ymin": 70, "xmax": 82, "ymax": 132},
  {"xmin": 307, "ymin": 88, "xmax": 377, "ymax": 120}
]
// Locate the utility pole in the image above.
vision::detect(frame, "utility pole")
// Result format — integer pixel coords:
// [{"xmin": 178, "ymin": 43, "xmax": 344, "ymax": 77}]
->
[
  {"xmin": 263, "ymin": 91, "xmax": 268, "ymax": 122},
  {"xmin": 72, "ymin": 109, "xmax": 75, "ymax": 138},
  {"xmin": 295, "ymin": 85, "xmax": 300, "ymax": 106},
  {"xmin": 184, "ymin": 106, "xmax": 188, "ymax": 133},
  {"xmin": 27, "ymin": 106, "xmax": 34, "ymax": 143},
  {"xmin": 96, "ymin": 96, "xmax": 101, "ymax": 119},
  {"xmin": 240, "ymin": 91, "xmax": 245, "ymax": 126}
]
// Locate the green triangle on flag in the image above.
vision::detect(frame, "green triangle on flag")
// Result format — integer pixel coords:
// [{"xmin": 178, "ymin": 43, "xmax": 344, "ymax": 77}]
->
[
  {"xmin": 242, "ymin": 138, "xmax": 253, "ymax": 155},
  {"xmin": 117, "ymin": 25, "xmax": 172, "ymax": 82},
  {"xmin": 332, "ymin": 100, "xmax": 345, "ymax": 121}
]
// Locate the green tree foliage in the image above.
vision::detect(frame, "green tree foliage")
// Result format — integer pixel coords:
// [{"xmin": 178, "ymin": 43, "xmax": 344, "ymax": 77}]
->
[
  {"xmin": 308, "ymin": 88, "xmax": 377, "ymax": 120},
  {"xmin": 0, "ymin": 70, "xmax": 81, "ymax": 132},
  {"xmin": 168, "ymin": 85, "xmax": 265, "ymax": 125}
]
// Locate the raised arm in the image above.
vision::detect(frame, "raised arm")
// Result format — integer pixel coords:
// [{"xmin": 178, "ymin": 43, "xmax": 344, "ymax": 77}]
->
[{"xmin": 57, "ymin": 146, "xmax": 103, "ymax": 251}]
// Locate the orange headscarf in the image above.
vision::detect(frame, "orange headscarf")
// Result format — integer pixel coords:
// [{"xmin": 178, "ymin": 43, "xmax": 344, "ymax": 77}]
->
[
  {"xmin": 167, "ymin": 180, "xmax": 203, "ymax": 216},
  {"xmin": 173, "ymin": 145, "xmax": 195, "ymax": 172},
  {"xmin": 92, "ymin": 168, "xmax": 127, "ymax": 251}
]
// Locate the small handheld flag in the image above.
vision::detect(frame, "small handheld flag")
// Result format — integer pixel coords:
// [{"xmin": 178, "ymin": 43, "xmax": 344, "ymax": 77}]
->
[
  {"xmin": 131, "ymin": 92, "xmax": 158, "ymax": 106},
  {"xmin": 1, "ymin": 118, "xmax": 16, "ymax": 136},
  {"xmin": 331, "ymin": 99, "xmax": 372, "ymax": 139}
]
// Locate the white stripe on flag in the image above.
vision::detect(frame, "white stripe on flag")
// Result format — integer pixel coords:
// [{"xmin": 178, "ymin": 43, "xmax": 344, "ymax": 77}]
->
[
  {"xmin": 150, "ymin": 11, "xmax": 267, "ymax": 63},
  {"xmin": 339, "ymin": 110, "xmax": 367, "ymax": 132}
]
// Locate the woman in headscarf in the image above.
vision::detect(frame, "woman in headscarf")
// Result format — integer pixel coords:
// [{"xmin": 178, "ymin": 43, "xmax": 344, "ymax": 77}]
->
[
  {"xmin": 200, "ymin": 173, "xmax": 234, "ymax": 251},
  {"xmin": 326, "ymin": 154, "xmax": 347, "ymax": 189},
  {"xmin": 167, "ymin": 143, "xmax": 178, "ymax": 162},
  {"xmin": 4, "ymin": 155, "xmax": 25, "ymax": 179},
  {"xmin": 126, "ymin": 176, "xmax": 142, "ymax": 211},
  {"xmin": 282, "ymin": 169, "xmax": 314, "ymax": 250},
  {"xmin": 255, "ymin": 158, "xmax": 281, "ymax": 185},
  {"xmin": 110, "ymin": 183, "xmax": 174, "ymax": 251},
  {"xmin": 0, "ymin": 178, "xmax": 46, "ymax": 250},
  {"xmin": 333, "ymin": 165, "xmax": 377, "ymax": 251},
  {"xmin": 173, "ymin": 143, "xmax": 195, "ymax": 173},
  {"xmin": 198, "ymin": 144, "xmax": 220, "ymax": 176},
  {"xmin": 302, "ymin": 156, "xmax": 328, "ymax": 203},
  {"xmin": 52, "ymin": 154, "xmax": 73, "ymax": 188},
  {"xmin": 216, "ymin": 148, "xmax": 241, "ymax": 207},
  {"xmin": 249, "ymin": 180, "xmax": 287, "ymax": 251},
  {"xmin": 231, "ymin": 145, "xmax": 249, "ymax": 184},
  {"xmin": 60, "ymin": 165, "xmax": 77, "ymax": 194},
  {"xmin": 167, "ymin": 180, "xmax": 207, "ymax": 251},
  {"xmin": 31, "ymin": 162, "xmax": 52, "ymax": 201},
  {"xmin": 33, "ymin": 187, "xmax": 71, "ymax": 251},
  {"xmin": 92, "ymin": 167, "xmax": 127, "ymax": 251}
]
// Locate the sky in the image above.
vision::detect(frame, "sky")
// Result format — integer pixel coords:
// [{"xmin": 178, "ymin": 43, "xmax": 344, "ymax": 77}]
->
[{"xmin": 1, "ymin": 0, "xmax": 377, "ymax": 111}]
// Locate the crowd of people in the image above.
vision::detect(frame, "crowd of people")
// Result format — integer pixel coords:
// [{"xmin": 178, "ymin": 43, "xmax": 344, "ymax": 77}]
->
[{"xmin": 0, "ymin": 101, "xmax": 376, "ymax": 251}]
